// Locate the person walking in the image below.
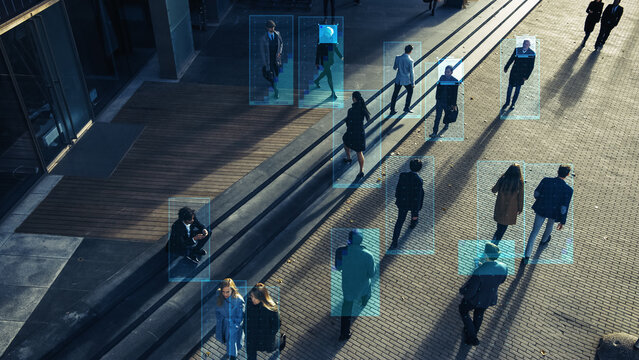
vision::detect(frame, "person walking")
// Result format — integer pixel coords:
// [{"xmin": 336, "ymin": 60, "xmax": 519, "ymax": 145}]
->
[
  {"xmin": 342, "ymin": 91, "xmax": 371, "ymax": 179},
  {"xmin": 523, "ymin": 165, "xmax": 574, "ymax": 265},
  {"xmin": 260, "ymin": 20, "xmax": 283, "ymax": 99},
  {"xmin": 459, "ymin": 243, "xmax": 508, "ymax": 346},
  {"xmin": 323, "ymin": 0, "xmax": 335, "ymax": 21},
  {"xmin": 502, "ymin": 39, "xmax": 535, "ymax": 111},
  {"xmin": 314, "ymin": 33, "xmax": 343, "ymax": 100},
  {"xmin": 595, "ymin": 0, "xmax": 623, "ymax": 50},
  {"xmin": 389, "ymin": 159, "xmax": 425, "ymax": 250},
  {"xmin": 246, "ymin": 283, "xmax": 286, "ymax": 360},
  {"xmin": 334, "ymin": 229, "xmax": 377, "ymax": 341},
  {"xmin": 389, "ymin": 45, "xmax": 415, "ymax": 115},
  {"xmin": 215, "ymin": 278, "xmax": 245, "ymax": 360},
  {"xmin": 490, "ymin": 164, "xmax": 524, "ymax": 245},
  {"xmin": 429, "ymin": 65, "xmax": 459, "ymax": 137},
  {"xmin": 582, "ymin": 0, "xmax": 604, "ymax": 47},
  {"xmin": 168, "ymin": 207, "xmax": 209, "ymax": 264}
]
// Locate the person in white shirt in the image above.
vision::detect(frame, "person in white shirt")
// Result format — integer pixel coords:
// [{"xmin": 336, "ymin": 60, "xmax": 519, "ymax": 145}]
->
[{"xmin": 389, "ymin": 45, "xmax": 416, "ymax": 114}]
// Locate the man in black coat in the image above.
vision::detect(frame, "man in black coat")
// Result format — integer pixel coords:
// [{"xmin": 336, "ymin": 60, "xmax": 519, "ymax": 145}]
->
[
  {"xmin": 260, "ymin": 20, "xmax": 284, "ymax": 99},
  {"xmin": 429, "ymin": 65, "xmax": 459, "ymax": 138},
  {"xmin": 389, "ymin": 159, "xmax": 425, "ymax": 250},
  {"xmin": 168, "ymin": 207, "xmax": 209, "ymax": 264},
  {"xmin": 459, "ymin": 243, "xmax": 508, "ymax": 346},
  {"xmin": 595, "ymin": 0, "xmax": 623, "ymax": 50},
  {"xmin": 502, "ymin": 39, "xmax": 535, "ymax": 111}
]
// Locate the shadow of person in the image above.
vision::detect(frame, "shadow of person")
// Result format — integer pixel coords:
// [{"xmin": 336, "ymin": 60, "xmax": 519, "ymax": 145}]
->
[
  {"xmin": 554, "ymin": 50, "xmax": 600, "ymax": 119},
  {"xmin": 541, "ymin": 46, "xmax": 584, "ymax": 104}
]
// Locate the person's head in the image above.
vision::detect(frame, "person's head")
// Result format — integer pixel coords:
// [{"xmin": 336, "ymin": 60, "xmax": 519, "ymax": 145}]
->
[
  {"xmin": 522, "ymin": 39, "xmax": 531, "ymax": 50},
  {"xmin": 484, "ymin": 243, "xmax": 501, "ymax": 261},
  {"xmin": 444, "ymin": 65, "xmax": 453, "ymax": 77},
  {"xmin": 248, "ymin": 283, "xmax": 278, "ymax": 311},
  {"xmin": 178, "ymin": 207, "xmax": 195, "ymax": 224},
  {"xmin": 348, "ymin": 229, "xmax": 364, "ymax": 246},
  {"xmin": 352, "ymin": 91, "xmax": 364, "ymax": 104},
  {"xmin": 498, "ymin": 163, "xmax": 523, "ymax": 193},
  {"xmin": 409, "ymin": 159, "xmax": 423, "ymax": 172},
  {"xmin": 557, "ymin": 164, "xmax": 571, "ymax": 178},
  {"xmin": 266, "ymin": 20, "xmax": 276, "ymax": 33},
  {"xmin": 217, "ymin": 278, "xmax": 240, "ymax": 306},
  {"xmin": 404, "ymin": 44, "xmax": 413, "ymax": 54}
]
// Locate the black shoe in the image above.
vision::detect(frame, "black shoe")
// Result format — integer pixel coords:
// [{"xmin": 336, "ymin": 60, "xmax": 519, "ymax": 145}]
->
[
  {"xmin": 343, "ymin": 158, "xmax": 353, "ymax": 164},
  {"xmin": 501, "ymin": 103, "xmax": 509, "ymax": 110},
  {"xmin": 338, "ymin": 331, "xmax": 352, "ymax": 341},
  {"xmin": 330, "ymin": 93, "xmax": 337, "ymax": 100},
  {"xmin": 581, "ymin": 41, "xmax": 586, "ymax": 48},
  {"xmin": 522, "ymin": 257, "xmax": 529, "ymax": 265},
  {"xmin": 186, "ymin": 255, "xmax": 199, "ymax": 264},
  {"xmin": 540, "ymin": 235, "xmax": 551, "ymax": 245},
  {"xmin": 469, "ymin": 338, "xmax": 480, "ymax": 346},
  {"xmin": 313, "ymin": 80, "xmax": 320, "ymax": 88},
  {"xmin": 509, "ymin": 105, "xmax": 515, "ymax": 110},
  {"xmin": 409, "ymin": 219, "xmax": 418, "ymax": 229},
  {"xmin": 403, "ymin": 108, "xmax": 413, "ymax": 113},
  {"xmin": 388, "ymin": 242, "xmax": 398, "ymax": 250},
  {"xmin": 196, "ymin": 249, "xmax": 207, "ymax": 256},
  {"xmin": 274, "ymin": 89, "xmax": 279, "ymax": 99},
  {"xmin": 389, "ymin": 109, "xmax": 397, "ymax": 115},
  {"xmin": 356, "ymin": 172, "xmax": 365, "ymax": 180},
  {"xmin": 429, "ymin": 132, "xmax": 439, "ymax": 138},
  {"xmin": 442, "ymin": 124, "xmax": 449, "ymax": 131}
]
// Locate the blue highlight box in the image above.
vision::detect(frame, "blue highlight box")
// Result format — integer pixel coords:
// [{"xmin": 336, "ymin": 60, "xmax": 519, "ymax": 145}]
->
[
  {"xmin": 383, "ymin": 41, "xmax": 423, "ymax": 118},
  {"xmin": 319, "ymin": 24, "xmax": 338, "ymax": 43},
  {"xmin": 330, "ymin": 228, "xmax": 380, "ymax": 317},
  {"xmin": 332, "ymin": 90, "xmax": 382, "ymax": 188},
  {"xmin": 437, "ymin": 58, "xmax": 464, "ymax": 85},
  {"xmin": 424, "ymin": 61, "xmax": 464, "ymax": 141},
  {"xmin": 168, "ymin": 197, "xmax": 211, "ymax": 282},
  {"xmin": 249, "ymin": 15, "xmax": 294, "ymax": 105},
  {"xmin": 458, "ymin": 240, "xmax": 516, "ymax": 276},
  {"xmin": 384, "ymin": 156, "xmax": 435, "ymax": 255},
  {"xmin": 500, "ymin": 37, "xmax": 541, "ymax": 120}
]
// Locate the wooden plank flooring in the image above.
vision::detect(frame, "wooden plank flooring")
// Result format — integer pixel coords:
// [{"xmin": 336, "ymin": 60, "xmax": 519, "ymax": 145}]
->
[{"xmin": 17, "ymin": 82, "xmax": 330, "ymax": 242}]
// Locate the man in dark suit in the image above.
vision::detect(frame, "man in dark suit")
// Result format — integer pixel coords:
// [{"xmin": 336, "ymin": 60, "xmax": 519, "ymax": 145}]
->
[
  {"xmin": 429, "ymin": 65, "xmax": 459, "ymax": 138},
  {"xmin": 595, "ymin": 0, "xmax": 623, "ymax": 50},
  {"xmin": 389, "ymin": 159, "xmax": 425, "ymax": 250},
  {"xmin": 523, "ymin": 165, "xmax": 573, "ymax": 264},
  {"xmin": 459, "ymin": 243, "xmax": 508, "ymax": 346},
  {"xmin": 168, "ymin": 207, "xmax": 209, "ymax": 264},
  {"xmin": 260, "ymin": 20, "xmax": 284, "ymax": 99},
  {"xmin": 502, "ymin": 39, "xmax": 535, "ymax": 111}
]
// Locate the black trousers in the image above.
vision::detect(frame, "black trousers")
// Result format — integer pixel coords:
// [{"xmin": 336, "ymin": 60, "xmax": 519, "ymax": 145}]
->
[
  {"xmin": 340, "ymin": 294, "xmax": 370, "ymax": 336},
  {"xmin": 432, "ymin": 100, "xmax": 453, "ymax": 133},
  {"xmin": 390, "ymin": 208, "xmax": 418, "ymax": 248},
  {"xmin": 390, "ymin": 83, "xmax": 414, "ymax": 111},
  {"xmin": 315, "ymin": 64, "xmax": 335, "ymax": 93},
  {"xmin": 459, "ymin": 299, "xmax": 487, "ymax": 342},
  {"xmin": 267, "ymin": 60, "xmax": 280, "ymax": 90},
  {"xmin": 323, "ymin": 0, "xmax": 335, "ymax": 18},
  {"xmin": 595, "ymin": 24, "xmax": 613, "ymax": 47},
  {"xmin": 492, "ymin": 223, "xmax": 508, "ymax": 244}
]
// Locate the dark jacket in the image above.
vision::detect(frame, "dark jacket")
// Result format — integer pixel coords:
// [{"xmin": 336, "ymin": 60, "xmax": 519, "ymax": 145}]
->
[
  {"xmin": 168, "ymin": 217, "xmax": 207, "ymax": 254},
  {"xmin": 260, "ymin": 31, "xmax": 283, "ymax": 68},
  {"xmin": 505, "ymin": 47, "xmax": 535, "ymax": 87},
  {"xmin": 459, "ymin": 261, "xmax": 508, "ymax": 308},
  {"xmin": 335, "ymin": 235, "xmax": 376, "ymax": 302},
  {"xmin": 601, "ymin": 4, "xmax": 623, "ymax": 28},
  {"xmin": 584, "ymin": 1, "xmax": 604, "ymax": 33},
  {"xmin": 435, "ymin": 75, "xmax": 459, "ymax": 107},
  {"xmin": 395, "ymin": 172, "xmax": 425, "ymax": 211},
  {"xmin": 246, "ymin": 301, "xmax": 280, "ymax": 352},
  {"xmin": 315, "ymin": 43, "xmax": 343, "ymax": 66},
  {"xmin": 531, "ymin": 177, "xmax": 573, "ymax": 224}
]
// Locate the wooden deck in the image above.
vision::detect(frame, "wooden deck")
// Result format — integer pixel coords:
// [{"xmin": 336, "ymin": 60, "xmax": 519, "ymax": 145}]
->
[{"xmin": 17, "ymin": 82, "xmax": 331, "ymax": 242}]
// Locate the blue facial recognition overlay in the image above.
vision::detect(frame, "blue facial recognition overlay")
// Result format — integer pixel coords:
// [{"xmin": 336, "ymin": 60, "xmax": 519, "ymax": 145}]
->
[
  {"xmin": 437, "ymin": 58, "xmax": 464, "ymax": 85},
  {"xmin": 500, "ymin": 37, "xmax": 541, "ymax": 120},
  {"xmin": 383, "ymin": 41, "xmax": 423, "ymax": 118},
  {"xmin": 319, "ymin": 24, "xmax": 338, "ymax": 44},
  {"xmin": 522, "ymin": 163, "xmax": 574, "ymax": 264},
  {"xmin": 299, "ymin": 16, "xmax": 345, "ymax": 109},
  {"xmin": 243, "ymin": 285, "xmax": 282, "ymax": 360},
  {"xmin": 458, "ymin": 240, "xmax": 516, "ymax": 276},
  {"xmin": 330, "ymin": 228, "xmax": 380, "ymax": 317},
  {"xmin": 476, "ymin": 161, "xmax": 526, "ymax": 255},
  {"xmin": 424, "ymin": 62, "xmax": 464, "ymax": 141},
  {"xmin": 384, "ymin": 156, "xmax": 435, "ymax": 254},
  {"xmin": 168, "ymin": 197, "xmax": 211, "ymax": 282},
  {"xmin": 332, "ymin": 90, "xmax": 382, "ymax": 188},
  {"xmin": 249, "ymin": 15, "xmax": 294, "ymax": 106},
  {"xmin": 200, "ymin": 280, "xmax": 248, "ymax": 360}
]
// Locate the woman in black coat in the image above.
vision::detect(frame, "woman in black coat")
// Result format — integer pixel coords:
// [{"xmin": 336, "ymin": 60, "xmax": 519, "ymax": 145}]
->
[
  {"xmin": 582, "ymin": 0, "xmax": 604, "ymax": 47},
  {"xmin": 342, "ymin": 91, "xmax": 371, "ymax": 178},
  {"xmin": 246, "ymin": 284, "xmax": 283, "ymax": 360}
]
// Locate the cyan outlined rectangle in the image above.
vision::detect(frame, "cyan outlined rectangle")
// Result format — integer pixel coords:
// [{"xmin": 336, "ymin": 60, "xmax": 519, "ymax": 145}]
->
[
  {"xmin": 384, "ymin": 156, "xmax": 435, "ymax": 255},
  {"xmin": 500, "ymin": 38, "xmax": 541, "ymax": 120},
  {"xmin": 330, "ymin": 228, "xmax": 380, "ymax": 317},
  {"xmin": 383, "ymin": 41, "xmax": 423, "ymax": 118},
  {"xmin": 168, "ymin": 197, "xmax": 211, "ymax": 282},
  {"xmin": 425, "ymin": 61, "xmax": 464, "ymax": 141},
  {"xmin": 249, "ymin": 15, "xmax": 294, "ymax": 105},
  {"xmin": 458, "ymin": 240, "xmax": 516, "ymax": 276}
]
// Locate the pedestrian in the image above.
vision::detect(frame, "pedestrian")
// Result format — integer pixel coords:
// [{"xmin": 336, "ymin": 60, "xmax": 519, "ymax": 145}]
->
[
  {"xmin": 429, "ymin": 65, "xmax": 459, "ymax": 138},
  {"xmin": 594, "ymin": 0, "xmax": 623, "ymax": 50},
  {"xmin": 323, "ymin": 0, "xmax": 335, "ymax": 22},
  {"xmin": 459, "ymin": 243, "xmax": 508, "ymax": 346},
  {"xmin": 334, "ymin": 229, "xmax": 377, "ymax": 341},
  {"xmin": 582, "ymin": 0, "xmax": 604, "ymax": 47},
  {"xmin": 389, "ymin": 159, "xmax": 425, "ymax": 250},
  {"xmin": 246, "ymin": 283, "xmax": 286, "ymax": 360},
  {"xmin": 523, "ymin": 164, "xmax": 573, "ymax": 264},
  {"xmin": 389, "ymin": 45, "xmax": 415, "ymax": 115},
  {"xmin": 490, "ymin": 164, "xmax": 524, "ymax": 245},
  {"xmin": 260, "ymin": 20, "xmax": 283, "ymax": 99},
  {"xmin": 502, "ymin": 39, "xmax": 535, "ymax": 111},
  {"xmin": 168, "ymin": 207, "xmax": 209, "ymax": 264},
  {"xmin": 314, "ymin": 28, "xmax": 343, "ymax": 100},
  {"xmin": 423, "ymin": 0, "xmax": 437, "ymax": 15},
  {"xmin": 215, "ymin": 278, "xmax": 245, "ymax": 360},
  {"xmin": 342, "ymin": 91, "xmax": 371, "ymax": 179}
]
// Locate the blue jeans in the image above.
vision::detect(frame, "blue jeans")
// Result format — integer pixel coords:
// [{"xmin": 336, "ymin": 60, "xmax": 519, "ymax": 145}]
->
[
  {"xmin": 524, "ymin": 213, "xmax": 554, "ymax": 257},
  {"xmin": 505, "ymin": 84, "xmax": 521, "ymax": 106}
]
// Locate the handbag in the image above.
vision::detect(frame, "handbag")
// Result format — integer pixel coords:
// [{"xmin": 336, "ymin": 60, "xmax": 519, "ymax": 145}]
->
[
  {"xmin": 262, "ymin": 66, "xmax": 274, "ymax": 82},
  {"xmin": 443, "ymin": 107, "xmax": 459, "ymax": 124}
]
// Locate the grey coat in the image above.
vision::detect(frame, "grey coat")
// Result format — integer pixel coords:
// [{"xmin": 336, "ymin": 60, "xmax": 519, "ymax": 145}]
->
[{"xmin": 260, "ymin": 31, "xmax": 283, "ymax": 68}]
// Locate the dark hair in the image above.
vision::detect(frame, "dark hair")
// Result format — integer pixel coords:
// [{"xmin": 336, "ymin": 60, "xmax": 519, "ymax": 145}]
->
[
  {"xmin": 445, "ymin": 65, "xmax": 454, "ymax": 73},
  {"xmin": 558, "ymin": 165, "xmax": 571, "ymax": 178},
  {"xmin": 352, "ymin": 91, "xmax": 371, "ymax": 121},
  {"xmin": 266, "ymin": 20, "xmax": 276, "ymax": 29},
  {"xmin": 409, "ymin": 159, "xmax": 423, "ymax": 172},
  {"xmin": 497, "ymin": 164, "xmax": 523, "ymax": 193},
  {"xmin": 178, "ymin": 207, "xmax": 195, "ymax": 222},
  {"xmin": 249, "ymin": 283, "xmax": 278, "ymax": 312},
  {"xmin": 404, "ymin": 45, "xmax": 413, "ymax": 53}
]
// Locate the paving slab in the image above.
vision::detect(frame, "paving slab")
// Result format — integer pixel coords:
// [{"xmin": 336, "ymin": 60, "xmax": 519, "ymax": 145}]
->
[
  {"xmin": 0, "ymin": 255, "xmax": 67, "ymax": 288},
  {"xmin": 0, "ymin": 286, "xmax": 48, "ymax": 322},
  {"xmin": 0, "ymin": 234, "xmax": 83, "ymax": 259}
]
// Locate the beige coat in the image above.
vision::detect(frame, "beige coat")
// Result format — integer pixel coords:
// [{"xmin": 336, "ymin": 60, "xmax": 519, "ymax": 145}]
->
[{"xmin": 492, "ymin": 180, "xmax": 523, "ymax": 225}]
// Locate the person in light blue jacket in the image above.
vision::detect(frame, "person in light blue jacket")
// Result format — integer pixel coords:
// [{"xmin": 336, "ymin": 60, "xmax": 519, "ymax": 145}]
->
[
  {"xmin": 215, "ymin": 278, "xmax": 245, "ymax": 360},
  {"xmin": 389, "ymin": 45, "xmax": 415, "ymax": 114}
]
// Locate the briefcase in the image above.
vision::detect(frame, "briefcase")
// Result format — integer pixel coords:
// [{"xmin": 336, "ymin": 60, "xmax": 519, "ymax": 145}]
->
[{"xmin": 443, "ymin": 108, "xmax": 458, "ymax": 124}]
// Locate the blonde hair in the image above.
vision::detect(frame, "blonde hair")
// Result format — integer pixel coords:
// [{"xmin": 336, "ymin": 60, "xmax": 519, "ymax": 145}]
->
[
  {"xmin": 249, "ymin": 283, "xmax": 278, "ymax": 312},
  {"xmin": 216, "ymin": 278, "xmax": 240, "ymax": 307}
]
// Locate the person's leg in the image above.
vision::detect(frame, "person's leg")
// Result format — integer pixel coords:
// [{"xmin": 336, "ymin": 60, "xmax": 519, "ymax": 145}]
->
[
  {"xmin": 390, "ymin": 83, "xmax": 401, "ymax": 112},
  {"xmin": 492, "ymin": 223, "xmax": 508, "ymax": 244},
  {"xmin": 314, "ymin": 67, "xmax": 327, "ymax": 84},
  {"xmin": 504, "ymin": 84, "xmax": 513, "ymax": 106},
  {"xmin": 540, "ymin": 218, "xmax": 555, "ymax": 244},
  {"xmin": 390, "ymin": 208, "xmax": 409, "ymax": 248},
  {"xmin": 325, "ymin": 66, "xmax": 335, "ymax": 96},
  {"xmin": 323, "ymin": 0, "xmax": 329, "ymax": 18},
  {"xmin": 582, "ymin": 31, "xmax": 591, "ymax": 46},
  {"xmin": 331, "ymin": 0, "xmax": 335, "ymax": 18},
  {"xmin": 404, "ymin": 85, "xmax": 414, "ymax": 111},
  {"xmin": 340, "ymin": 300, "xmax": 354, "ymax": 338},
  {"xmin": 246, "ymin": 340, "xmax": 257, "ymax": 360},
  {"xmin": 410, "ymin": 209, "xmax": 419, "ymax": 228},
  {"xmin": 356, "ymin": 151, "xmax": 365, "ymax": 174},
  {"xmin": 432, "ymin": 102, "xmax": 443, "ymax": 134},
  {"xmin": 600, "ymin": 26, "xmax": 611, "ymax": 46},
  {"xmin": 472, "ymin": 307, "xmax": 487, "ymax": 337},
  {"xmin": 459, "ymin": 300, "xmax": 478, "ymax": 342},
  {"xmin": 343, "ymin": 144, "xmax": 351, "ymax": 161},
  {"xmin": 524, "ymin": 213, "xmax": 546, "ymax": 258},
  {"xmin": 595, "ymin": 26, "xmax": 607, "ymax": 47},
  {"xmin": 511, "ymin": 85, "xmax": 521, "ymax": 106}
]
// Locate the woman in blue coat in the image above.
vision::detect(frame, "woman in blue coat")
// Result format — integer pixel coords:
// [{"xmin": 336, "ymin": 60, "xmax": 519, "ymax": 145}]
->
[{"xmin": 215, "ymin": 278, "xmax": 245, "ymax": 360}]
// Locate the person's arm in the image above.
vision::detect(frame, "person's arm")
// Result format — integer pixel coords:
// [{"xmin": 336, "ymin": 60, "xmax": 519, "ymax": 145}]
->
[
  {"xmin": 460, "ymin": 274, "xmax": 480, "ymax": 298},
  {"xmin": 524, "ymin": 53, "xmax": 535, "ymax": 79},
  {"xmin": 614, "ymin": 7, "xmax": 623, "ymax": 26},
  {"xmin": 492, "ymin": 178, "xmax": 501, "ymax": 194},
  {"xmin": 367, "ymin": 256, "xmax": 376, "ymax": 279},
  {"xmin": 315, "ymin": 44, "xmax": 321, "ymax": 66},
  {"xmin": 230, "ymin": 297, "xmax": 245, "ymax": 329},
  {"xmin": 558, "ymin": 187, "xmax": 573, "ymax": 225},
  {"xmin": 534, "ymin": 178, "xmax": 545, "ymax": 199},
  {"xmin": 260, "ymin": 36, "xmax": 268, "ymax": 67},
  {"xmin": 393, "ymin": 56, "xmax": 399, "ymax": 71},
  {"xmin": 277, "ymin": 32, "xmax": 283, "ymax": 61},
  {"xmin": 504, "ymin": 49, "xmax": 516, "ymax": 72},
  {"xmin": 586, "ymin": 1, "xmax": 593, "ymax": 13},
  {"xmin": 335, "ymin": 246, "xmax": 345, "ymax": 271},
  {"xmin": 518, "ymin": 186, "xmax": 524, "ymax": 214},
  {"xmin": 449, "ymin": 84, "xmax": 459, "ymax": 108},
  {"xmin": 395, "ymin": 174, "xmax": 404, "ymax": 200},
  {"xmin": 409, "ymin": 60, "xmax": 415, "ymax": 85},
  {"xmin": 335, "ymin": 45, "xmax": 343, "ymax": 60}
]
